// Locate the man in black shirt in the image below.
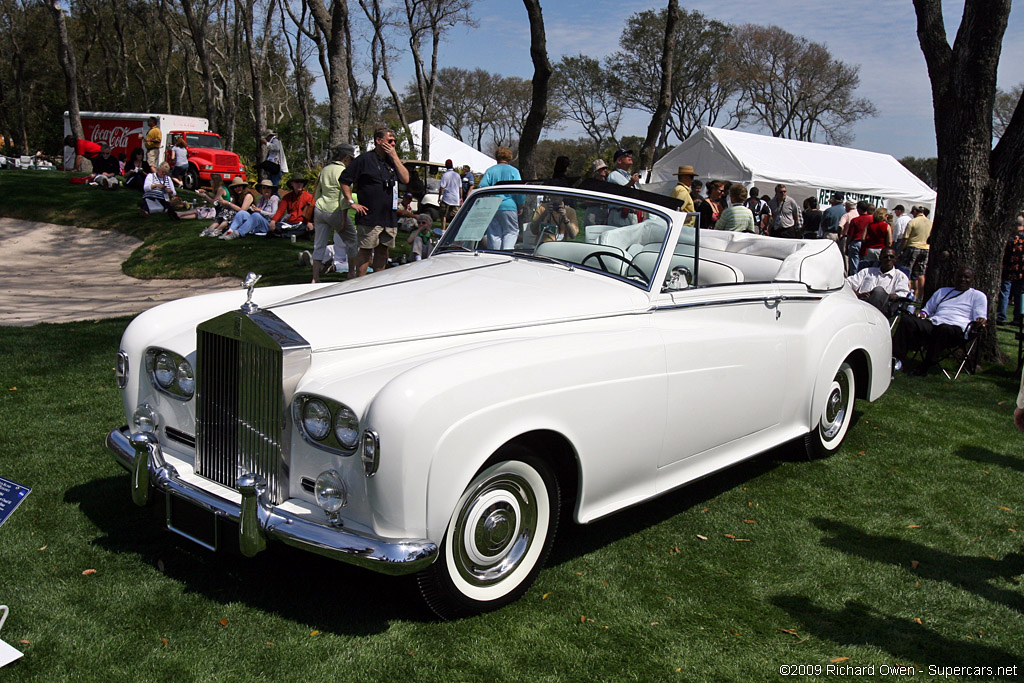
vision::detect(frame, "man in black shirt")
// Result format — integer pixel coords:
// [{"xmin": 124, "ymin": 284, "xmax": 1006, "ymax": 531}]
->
[{"xmin": 340, "ymin": 127, "xmax": 410, "ymax": 278}]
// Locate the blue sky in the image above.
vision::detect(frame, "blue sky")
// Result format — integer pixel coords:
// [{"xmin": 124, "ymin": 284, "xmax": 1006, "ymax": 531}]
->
[{"xmin": 341, "ymin": 0, "xmax": 1024, "ymax": 158}]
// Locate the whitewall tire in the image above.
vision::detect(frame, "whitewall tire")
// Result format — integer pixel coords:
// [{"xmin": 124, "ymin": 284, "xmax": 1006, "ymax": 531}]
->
[
  {"xmin": 805, "ymin": 361, "xmax": 856, "ymax": 458},
  {"xmin": 417, "ymin": 447, "xmax": 559, "ymax": 619}
]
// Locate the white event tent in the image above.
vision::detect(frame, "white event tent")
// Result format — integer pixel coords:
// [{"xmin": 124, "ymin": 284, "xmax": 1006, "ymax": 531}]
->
[
  {"xmin": 643, "ymin": 127, "xmax": 936, "ymax": 214},
  {"xmin": 406, "ymin": 120, "xmax": 496, "ymax": 174}
]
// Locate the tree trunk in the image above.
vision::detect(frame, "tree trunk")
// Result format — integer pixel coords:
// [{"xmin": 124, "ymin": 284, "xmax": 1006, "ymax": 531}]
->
[
  {"xmin": 180, "ymin": 0, "xmax": 218, "ymax": 130},
  {"xmin": 912, "ymin": 0, "xmax": 1024, "ymax": 360},
  {"xmin": 640, "ymin": 0, "xmax": 678, "ymax": 181},
  {"xmin": 518, "ymin": 0, "xmax": 551, "ymax": 180},
  {"xmin": 45, "ymin": 0, "xmax": 83, "ymax": 138},
  {"xmin": 308, "ymin": 0, "xmax": 350, "ymax": 147}
]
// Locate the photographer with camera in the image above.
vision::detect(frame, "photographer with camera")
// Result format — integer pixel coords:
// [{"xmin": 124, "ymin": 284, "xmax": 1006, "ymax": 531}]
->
[
  {"xmin": 530, "ymin": 197, "xmax": 579, "ymax": 243},
  {"xmin": 341, "ymin": 127, "xmax": 410, "ymax": 278}
]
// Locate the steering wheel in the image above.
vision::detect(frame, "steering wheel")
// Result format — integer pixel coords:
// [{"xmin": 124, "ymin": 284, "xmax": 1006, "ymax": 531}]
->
[{"xmin": 580, "ymin": 251, "xmax": 648, "ymax": 281}]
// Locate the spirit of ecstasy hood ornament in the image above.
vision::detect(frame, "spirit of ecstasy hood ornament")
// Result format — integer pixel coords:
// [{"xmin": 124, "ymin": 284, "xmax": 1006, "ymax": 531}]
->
[{"xmin": 240, "ymin": 272, "xmax": 261, "ymax": 313}]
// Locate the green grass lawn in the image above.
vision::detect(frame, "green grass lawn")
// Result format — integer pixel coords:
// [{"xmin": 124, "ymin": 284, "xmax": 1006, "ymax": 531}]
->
[
  {"xmin": 1, "ymin": 318, "xmax": 1022, "ymax": 681},
  {"xmin": 0, "ymin": 169, "xmax": 423, "ymax": 286}
]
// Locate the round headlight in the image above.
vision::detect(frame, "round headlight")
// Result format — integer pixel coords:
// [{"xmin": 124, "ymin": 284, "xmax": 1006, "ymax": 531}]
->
[
  {"xmin": 302, "ymin": 399, "xmax": 331, "ymax": 440},
  {"xmin": 154, "ymin": 352, "xmax": 176, "ymax": 388},
  {"xmin": 333, "ymin": 406, "xmax": 359, "ymax": 450},
  {"xmin": 176, "ymin": 360, "xmax": 195, "ymax": 397},
  {"xmin": 314, "ymin": 469, "xmax": 348, "ymax": 514}
]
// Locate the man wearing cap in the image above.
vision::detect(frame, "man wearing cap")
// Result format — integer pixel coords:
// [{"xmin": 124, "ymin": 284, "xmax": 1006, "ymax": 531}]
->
[
  {"xmin": 261, "ymin": 129, "xmax": 288, "ymax": 187},
  {"xmin": 269, "ymin": 172, "xmax": 315, "ymax": 238},
  {"xmin": 820, "ymin": 193, "xmax": 846, "ymax": 242},
  {"xmin": 341, "ymin": 126, "xmax": 410, "ymax": 278},
  {"xmin": 312, "ymin": 143, "xmax": 356, "ymax": 282},
  {"xmin": 671, "ymin": 165, "xmax": 697, "ymax": 213},
  {"xmin": 440, "ymin": 159, "xmax": 462, "ymax": 231},
  {"xmin": 607, "ymin": 149, "xmax": 640, "ymax": 188}
]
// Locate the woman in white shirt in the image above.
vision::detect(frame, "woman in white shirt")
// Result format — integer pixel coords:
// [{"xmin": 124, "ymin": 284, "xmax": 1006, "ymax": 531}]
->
[{"xmin": 139, "ymin": 162, "xmax": 177, "ymax": 217}]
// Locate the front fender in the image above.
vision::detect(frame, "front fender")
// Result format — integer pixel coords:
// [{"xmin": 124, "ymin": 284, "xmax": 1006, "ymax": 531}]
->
[{"xmin": 361, "ymin": 324, "xmax": 667, "ymax": 542}]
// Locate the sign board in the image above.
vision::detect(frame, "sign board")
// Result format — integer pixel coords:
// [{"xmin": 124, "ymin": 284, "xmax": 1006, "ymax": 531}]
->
[
  {"xmin": 0, "ymin": 477, "xmax": 30, "ymax": 529},
  {"xmin": 816, "ymin": 188, "xmax": 887, "ymax": 210}
]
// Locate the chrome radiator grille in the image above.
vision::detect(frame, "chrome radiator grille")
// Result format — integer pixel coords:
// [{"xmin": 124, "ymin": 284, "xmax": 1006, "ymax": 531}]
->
[{"xmin": 194, "ymin": 310, "xmax": 311, "ymax": 505}]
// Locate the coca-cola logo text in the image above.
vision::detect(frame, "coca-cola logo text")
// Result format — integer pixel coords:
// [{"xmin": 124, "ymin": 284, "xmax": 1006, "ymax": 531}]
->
[{"xmin": 87, "ymin": 124, "xmax": 141, "ymax": 150}]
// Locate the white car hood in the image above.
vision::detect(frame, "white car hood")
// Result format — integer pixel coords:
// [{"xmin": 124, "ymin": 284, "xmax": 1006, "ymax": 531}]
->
[{"xmin": 266, "ymin": 253, "xmax": 651, "ymax": 351}]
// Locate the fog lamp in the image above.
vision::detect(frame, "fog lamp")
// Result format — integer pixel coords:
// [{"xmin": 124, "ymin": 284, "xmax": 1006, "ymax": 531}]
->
[
  {"xmin": 314, "ymin": 469, "xmax": 348, "ymax": 515},
  {"xmin": 133, "ymin": 403, "xmax": 158, "ymax": 433}
]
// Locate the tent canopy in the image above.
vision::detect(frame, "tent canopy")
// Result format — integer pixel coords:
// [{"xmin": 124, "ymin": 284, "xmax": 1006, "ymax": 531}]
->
[
  {"xmin": 405, "ymin": 120, "xmax": 496, "ymax": 174},
  {"xmin": 644, "ymin": 127, "xmax": 936, "ymax": 213}
]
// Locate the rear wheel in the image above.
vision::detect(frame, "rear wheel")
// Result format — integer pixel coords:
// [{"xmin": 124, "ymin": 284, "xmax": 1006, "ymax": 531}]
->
[
  {"xmin": 804, "ymin": 361, "xmax": 855, "ymax": 458},
  {"xmin": 424, "ymin": 205, "xmax": 440, "ymax": 223},
  {"xmin": 417, "ymin": 446, "xmax": 559, "ymax": 619}
]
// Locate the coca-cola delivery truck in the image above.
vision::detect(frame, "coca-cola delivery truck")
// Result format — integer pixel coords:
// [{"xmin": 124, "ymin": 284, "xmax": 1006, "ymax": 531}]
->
[{"xmin": 63, "ymin": 111, "xmax": 247, "ymax": 189}]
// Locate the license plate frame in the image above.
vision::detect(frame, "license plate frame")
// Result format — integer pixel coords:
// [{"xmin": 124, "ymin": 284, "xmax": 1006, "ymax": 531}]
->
[{"xmin": 166, "ymin": 493, "xmax": 219, "ymax": 551}]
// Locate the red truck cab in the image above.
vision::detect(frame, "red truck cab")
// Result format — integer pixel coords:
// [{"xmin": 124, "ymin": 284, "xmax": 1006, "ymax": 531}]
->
[{"xmin": 165, "ymin": 130, "xmax": 246, "ymax": 190}]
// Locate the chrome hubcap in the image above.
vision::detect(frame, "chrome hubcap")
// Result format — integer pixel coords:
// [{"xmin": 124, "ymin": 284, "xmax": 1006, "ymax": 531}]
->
[
  {"xmin": 453, "ymin": 472, "xmax": 536, "ymax": 586},
  {"xmin": 821, "ymin": 370, "xmax": 850, "ymax": 440}
]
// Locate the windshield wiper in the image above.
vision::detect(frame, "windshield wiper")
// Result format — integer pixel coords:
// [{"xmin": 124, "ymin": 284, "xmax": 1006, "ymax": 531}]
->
[{"xmin": 510, "ymin": 250, "xmax": 575, "ymax": 271}]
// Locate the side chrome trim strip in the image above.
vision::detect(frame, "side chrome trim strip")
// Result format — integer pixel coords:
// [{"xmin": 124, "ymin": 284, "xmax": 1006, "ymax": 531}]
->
[
  {"xmin": 652, "ymin": 293, "xmax": 823, "ymax": 311},
  {"xmin": 106, "ymin": 426, "xmax": 437, "ymax": 575}
]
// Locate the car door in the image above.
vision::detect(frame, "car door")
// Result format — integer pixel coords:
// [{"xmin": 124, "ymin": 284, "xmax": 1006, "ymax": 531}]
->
[{"xmin": 651, "ymin": 280, "xmax": 788, "ymax": 471}]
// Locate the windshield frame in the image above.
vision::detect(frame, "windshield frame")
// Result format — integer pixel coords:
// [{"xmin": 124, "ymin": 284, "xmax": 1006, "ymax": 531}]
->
[{"xmin": 434, "ymin": 185, "xmax": 683, "ymax": 293}]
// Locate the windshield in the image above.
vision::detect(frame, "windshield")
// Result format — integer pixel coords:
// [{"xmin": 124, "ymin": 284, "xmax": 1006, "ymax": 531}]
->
[
  {"xmin": 183, "ymin": 133, "xmax": 224, "ymax": 149},
  {"xmin": 436, "ymin": 187, "xmax": 673, "ymax": 290}
]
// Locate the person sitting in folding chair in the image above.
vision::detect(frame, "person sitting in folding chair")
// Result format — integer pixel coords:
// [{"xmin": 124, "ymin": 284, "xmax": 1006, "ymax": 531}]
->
[
  {"xmin": 893, "ymin": 267, "xmax": 988, "ymax": 377},
  {"xmin": 846, "ymin": 247, "xmax": 911, "ymax": 317}
]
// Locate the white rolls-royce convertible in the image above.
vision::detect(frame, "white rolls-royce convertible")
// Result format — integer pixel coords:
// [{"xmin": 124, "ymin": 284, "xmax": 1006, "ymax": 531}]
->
[{"xmin": 106, "ymin": 181, "xmax": 891, "ymax": 618}]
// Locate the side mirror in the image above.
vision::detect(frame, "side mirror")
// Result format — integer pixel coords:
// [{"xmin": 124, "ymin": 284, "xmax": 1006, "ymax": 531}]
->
[{"xmin": 665, "ymin": 265, "xmax": 692, "ymax": 291}]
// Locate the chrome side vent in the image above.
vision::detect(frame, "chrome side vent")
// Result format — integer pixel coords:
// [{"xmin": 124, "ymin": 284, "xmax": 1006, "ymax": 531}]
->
[{"xmin": 195, "ymin": 310, "xmax": 310, "ymax": 504}]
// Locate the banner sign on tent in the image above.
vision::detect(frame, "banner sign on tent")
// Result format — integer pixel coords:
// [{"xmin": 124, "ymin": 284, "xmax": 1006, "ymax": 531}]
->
[
  {"xmin": 816, "ymin": 189, "xmax": 886, "ymax": 209},
  {"xmin": 0, "ymin": 476, "xmax": 30, "ymax": 529}
]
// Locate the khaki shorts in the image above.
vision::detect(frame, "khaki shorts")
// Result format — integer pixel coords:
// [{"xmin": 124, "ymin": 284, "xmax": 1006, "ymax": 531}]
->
[
  {"xmin": 357, "ymin": 224, "xmax": 397, "ymax": 250},
  {"xmin": 441, "ymin": 201, "xmax": 459, "ymax": 221}
]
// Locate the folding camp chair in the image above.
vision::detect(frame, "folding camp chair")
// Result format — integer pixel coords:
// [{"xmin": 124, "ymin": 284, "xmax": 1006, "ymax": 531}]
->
[{"xmin": 932, "ymin": 321, "xmax": 985, "ymax": 380}]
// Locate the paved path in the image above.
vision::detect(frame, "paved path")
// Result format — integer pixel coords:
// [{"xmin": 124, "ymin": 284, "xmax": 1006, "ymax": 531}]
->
[{"xmin": 0, "ymin": 218, "xmax": 238, "ymax": 326}]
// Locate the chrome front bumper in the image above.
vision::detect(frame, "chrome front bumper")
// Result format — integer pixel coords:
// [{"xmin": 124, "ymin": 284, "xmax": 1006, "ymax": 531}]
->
[{"xmin": 105, "ymin": 426, "xmax": 437, "ymax": 575}]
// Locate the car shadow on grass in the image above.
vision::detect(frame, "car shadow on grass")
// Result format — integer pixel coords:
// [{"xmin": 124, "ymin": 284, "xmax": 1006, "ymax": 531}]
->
[
  {"xmin": 812, "ymin": 517, "xmax": 1024, "ymax": 614},
  {"xmin": 955, "ymin": 444, "xmax": 1024, "ymax": 473},
  {"xmin": 66, "ymin": 475, "xmax": 431, "ymax": 634},
  {"xmin": 548, "ymin": 439, "xmax": 799, "ymax": 568},
  {"xmin": 770, "ymin": 596, "xmax": 1024, "ymax": 678}
]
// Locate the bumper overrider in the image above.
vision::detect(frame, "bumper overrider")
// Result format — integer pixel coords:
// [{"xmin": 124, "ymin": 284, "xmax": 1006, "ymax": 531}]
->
[{"xmin": 106, "ymin": 425, "xmax": 437, "ymax": 575}]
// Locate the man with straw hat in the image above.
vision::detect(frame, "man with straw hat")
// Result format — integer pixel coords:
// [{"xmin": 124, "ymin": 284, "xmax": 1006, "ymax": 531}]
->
[{"xmin": 671, "ymin": 165, "xmax": 699, "ymax": 213}]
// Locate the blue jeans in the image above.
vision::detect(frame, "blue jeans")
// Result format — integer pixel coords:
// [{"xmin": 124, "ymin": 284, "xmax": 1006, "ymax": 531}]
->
[
  {"xmin": 847, "ymin": 240, "xmax": 862, "ymax": 274},
  {"xmin": 230, "ymin": 211, "xmax": 270, "ymax": 236},
  {"xmin": 485, "ymin": 210, "xmax": 520, "ymax": 250},
  {"xmin": 998, "ymin": 279, "xmax": 1024, "ymax": 322}
]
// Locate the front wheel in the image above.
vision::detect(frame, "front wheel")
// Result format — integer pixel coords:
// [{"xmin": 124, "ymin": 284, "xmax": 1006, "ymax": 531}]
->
[
  {"xmin": 417, "ymin": 447, "xmax": 559, "ymax": 619},
  {"xmin": 183, "ymin": 164, "xmax": 200, "ymax": 191},
  {"xmin": 805, "ymin": 361, "xmax": 856, "ymax": 458}
]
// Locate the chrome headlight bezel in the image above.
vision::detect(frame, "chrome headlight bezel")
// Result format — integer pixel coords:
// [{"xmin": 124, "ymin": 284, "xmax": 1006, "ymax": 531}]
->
[
  {"xmin": 115, "ymin": 350, "xmax": 129, "ymax": 389},
  {"xmin": 292, "ymin": 394, "xmax": 360, "ymax": 455},
  {"xmin": 144, "ymin": 348, "xmax": 194, "ymax": 400}
]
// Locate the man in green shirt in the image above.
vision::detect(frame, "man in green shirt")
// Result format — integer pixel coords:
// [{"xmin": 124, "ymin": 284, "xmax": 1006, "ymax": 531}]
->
[
  {"xmin": 311, "ymin": 143, "xmax": 356, "ymax": 282},
  {"xmin": 898, "ymin": 205, "xmax": 933, "ymax": 301}
]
